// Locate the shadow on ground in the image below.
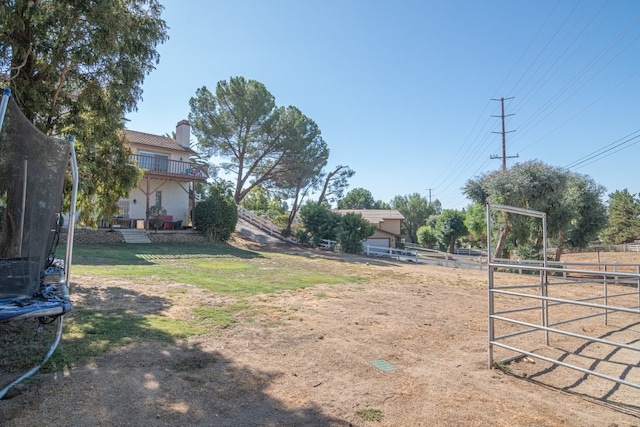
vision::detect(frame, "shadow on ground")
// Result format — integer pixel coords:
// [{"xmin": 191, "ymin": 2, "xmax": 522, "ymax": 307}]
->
[{"xmin": 1, "ymin": 284, "xmax": 351, "ymax": 426}]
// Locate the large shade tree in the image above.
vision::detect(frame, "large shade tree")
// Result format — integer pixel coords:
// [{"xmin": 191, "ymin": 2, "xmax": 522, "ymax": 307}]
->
[
  {"xmin": 337, "ymin": 188, "xmax": 388, "ymax": 210},
  {"xmin": 267, "ymin": 115, "xmax": 329, "ymax": 234},
  {"xmin": 0, "ymin": 0, "xmax": 168, "ymax": 225},
  {"xmin": 464, "ymin": 160, "xmax": 606, "ymax": 260},
  {"xmin": 391, "ymin": 193, "xmax": 435, "ymax": 243},
  {"xmin": 189, "ymin": 77, "xmax": 327, "ymax": 205},
  {"xmin": 337, "ymin": 188, "xmax": 376, "ymax": 209},
  {"xmin": 433, "ymin": 209, "xmax": 468, "ymax": 253}
]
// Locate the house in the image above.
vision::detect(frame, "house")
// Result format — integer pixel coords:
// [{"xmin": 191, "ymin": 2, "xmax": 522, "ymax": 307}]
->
[
  {"xmin": 334, "ymin": 209, "xmax": 405, "ymax": 248},
  {"xmin": 114, "ymin": 120, "xmax": 208, "ymax": 230}
]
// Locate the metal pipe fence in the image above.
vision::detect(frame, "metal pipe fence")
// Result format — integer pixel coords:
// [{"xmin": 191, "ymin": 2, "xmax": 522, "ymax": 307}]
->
[{"xmin": 486, "ymin": 204, "xmax": 640, "ymax": 392}]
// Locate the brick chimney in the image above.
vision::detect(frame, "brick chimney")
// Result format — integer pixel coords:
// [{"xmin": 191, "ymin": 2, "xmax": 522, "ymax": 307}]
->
[{"xmin": 176, "ymin": 120, "xmax": 191, "ymax": 149}]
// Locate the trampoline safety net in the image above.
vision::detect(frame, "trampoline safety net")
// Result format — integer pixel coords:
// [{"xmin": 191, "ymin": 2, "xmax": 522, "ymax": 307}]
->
[{"xmin": 0, "ymin": 96, "xmax": 70, "ymax": 300}]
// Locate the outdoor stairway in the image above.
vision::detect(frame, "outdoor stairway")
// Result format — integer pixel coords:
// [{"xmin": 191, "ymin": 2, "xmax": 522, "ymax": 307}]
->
[{"xmin": 119, "ymin": 228, "xmax": 151, "ymax": 244}]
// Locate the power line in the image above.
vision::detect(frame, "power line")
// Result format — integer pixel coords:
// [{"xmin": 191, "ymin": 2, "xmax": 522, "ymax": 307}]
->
[
  {"xmin": 564, "ymin": 129, "xmax": 640, "ymax": 170},
  {"xmin": 431, "ymin": 2, "xmax": 640, "ymax": 209}
]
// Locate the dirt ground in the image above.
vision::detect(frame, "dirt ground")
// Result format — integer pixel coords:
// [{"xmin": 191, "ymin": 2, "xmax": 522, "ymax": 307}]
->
[{"xmin": 2, "ymin": 243, "xmax": 640, "ymax": 426}]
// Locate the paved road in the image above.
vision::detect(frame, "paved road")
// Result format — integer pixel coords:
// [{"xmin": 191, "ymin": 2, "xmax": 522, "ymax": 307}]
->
[{"xmin": 235, "ymin": 218, "xmax": 287, "ymax": 244}]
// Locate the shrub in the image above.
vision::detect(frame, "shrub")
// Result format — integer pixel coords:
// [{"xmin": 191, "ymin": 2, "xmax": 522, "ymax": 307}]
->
[
  {"xmin": 299, "ymin": 203, "xmax": 340, "ymax": 246},
  {"xmin": 271, "ymin": 213, "xmax": 290, "ymax": 228},
  {"xmin": 295, "ymin": 229, "xmax": 311, "ymax": 246},
  {"xmin": 193, "ymin": 193, "xmax": 238, "ymax": 241},
  {"xmin": 337, "ymin": 212, "xmax": 375, "ymax": 254},
  {"xmin": 417, "ymin": 225, "xmax": 438, "ymax": 248}
]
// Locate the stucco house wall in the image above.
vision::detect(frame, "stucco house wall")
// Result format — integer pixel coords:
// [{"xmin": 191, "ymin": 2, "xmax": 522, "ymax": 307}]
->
[{"xmin": 112, "ymin": 120, "xmax": 207, "ymax": 229}]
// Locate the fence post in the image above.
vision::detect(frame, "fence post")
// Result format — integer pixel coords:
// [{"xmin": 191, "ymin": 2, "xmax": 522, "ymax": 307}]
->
[
  {"xmin": 637, "ymin": 265, "xmax": 640, "ymax": 312},
  {"xmin": 518, "ymin": 259, "xmax": 522, "ymax": 275},
  {"xmin": 604, "ymin": 275, "xmax": 609, "ymax": 326}
]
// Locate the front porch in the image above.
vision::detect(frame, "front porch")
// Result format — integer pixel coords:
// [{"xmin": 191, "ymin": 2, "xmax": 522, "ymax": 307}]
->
[{"xmin": 99, "ymin": 216, "xmax": 187, "ymax": 230}]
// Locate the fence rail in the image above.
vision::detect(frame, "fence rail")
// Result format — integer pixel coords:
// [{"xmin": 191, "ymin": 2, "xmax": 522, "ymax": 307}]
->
[
  {"xmin": 363, "ymin": 245, "xmax": 418, "ymax": 262},
  {"xmin": 487, "ymin": 203, "xmax": 640, "ymax": 393},
  {"xmin": 237, "ymin": 207, "xmax": 285, "ymax": 239}
]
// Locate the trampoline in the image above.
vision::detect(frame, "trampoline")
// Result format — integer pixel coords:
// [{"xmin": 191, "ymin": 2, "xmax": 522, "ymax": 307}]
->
[{"xmin": 0, "ymin": 88, "xmax": 78, "ymax": 398}]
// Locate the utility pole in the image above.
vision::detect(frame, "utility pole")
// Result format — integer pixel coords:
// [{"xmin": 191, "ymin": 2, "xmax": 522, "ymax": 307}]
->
[
  {"xmin": 425, "ymin": 188, "xmax": 434, "ymax": 205},
  {"xmin": 490, "ymin": 97, "xmax": 518, "ymax": 171}
]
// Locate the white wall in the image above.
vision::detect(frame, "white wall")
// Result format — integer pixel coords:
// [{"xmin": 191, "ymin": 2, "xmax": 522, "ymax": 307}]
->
[{"xmin": 128, "ymin": 179, "xmax": 190, "ymax": 223}]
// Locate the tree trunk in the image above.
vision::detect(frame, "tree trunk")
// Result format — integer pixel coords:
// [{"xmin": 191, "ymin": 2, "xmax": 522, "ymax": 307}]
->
[
  {"xmin": 316, "ymin": 171, "xmax": 334, "ymax": 205},
  {"xmin": 493, "ymin": 223, "xmax": 511, "ymax": 259},
  {"xmin": 554, "ymin": 229, "xmax": 564, "ymax": 261},
  {"xmin": 285, "ymin": 186, "xmax": 302, "ymax": 235}
]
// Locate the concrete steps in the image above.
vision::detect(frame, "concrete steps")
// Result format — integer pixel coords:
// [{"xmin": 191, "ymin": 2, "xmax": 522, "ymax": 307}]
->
[{"xmin": 118, "ymin": 229, "xmax": 151, "ymax": 244}]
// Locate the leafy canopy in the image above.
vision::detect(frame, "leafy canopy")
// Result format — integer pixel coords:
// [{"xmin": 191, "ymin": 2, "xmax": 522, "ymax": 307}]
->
[
  {"xmin": 464, "ymin": 160, "xmax": 606, "ymax": 259},
  {"xmin": 189, "ymin": 77, "xmax": 329, "ymax": 206},
  {"xmin": 391, "ymin": 193, "xmax": 436, "ymax": 243},
  {"xmin": 433, "ymin": 209, "xmax": 468, "ymax": 253},
  {"xmin": 338, "ymin": 188, "xmax": 388, "ymax": 209},
  {"xmin": 602, "ymin": 189, "xmax": 640, "ymax": 244},
  {"xmin": 0, "ymin": 0, "xmax": 168, "ymax": 225}
]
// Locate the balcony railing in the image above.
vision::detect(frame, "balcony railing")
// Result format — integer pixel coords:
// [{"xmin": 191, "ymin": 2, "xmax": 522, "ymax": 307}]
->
[{"xmin": 130, "ymin": 154, "xmax": 208, "ymax": 181}]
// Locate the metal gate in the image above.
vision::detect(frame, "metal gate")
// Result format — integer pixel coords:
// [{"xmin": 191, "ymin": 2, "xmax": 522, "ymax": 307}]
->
[{"xmin": 486, "ymin": 203, "xmax": 640, "ymax": 391}]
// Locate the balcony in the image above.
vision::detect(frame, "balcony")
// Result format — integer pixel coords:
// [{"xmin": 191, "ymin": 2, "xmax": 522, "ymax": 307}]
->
[{"xmin": 130, "ymin": 154, "xmax": 208, "ymax": 181}]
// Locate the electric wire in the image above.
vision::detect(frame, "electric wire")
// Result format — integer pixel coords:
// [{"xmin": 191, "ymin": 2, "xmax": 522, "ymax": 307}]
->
[
  {"xmin": 564, "ymin": 129, "xmax": 640, "ymax": 170},
  {"xmin": 440, "ymin": 2, "xmax": 638, "ymax": 207}
]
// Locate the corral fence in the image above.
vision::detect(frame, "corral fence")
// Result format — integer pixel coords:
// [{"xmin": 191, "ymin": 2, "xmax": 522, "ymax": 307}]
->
[
  {"xmin": 486, "ymin": 203, "xmax": 640, "ymax": 391},
  {"xmin": 363, "ymin": 245, "xmax": 418, "ymax": 262},
  {"xmin": 404, "ymin": 243, "xmax": 485, "ymax": 268}
]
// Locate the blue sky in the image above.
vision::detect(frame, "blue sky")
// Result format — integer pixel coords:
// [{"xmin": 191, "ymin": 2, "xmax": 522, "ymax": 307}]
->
[{"xmin": 126, "ymin": 0, "xmax": 640, "ymax": 210}]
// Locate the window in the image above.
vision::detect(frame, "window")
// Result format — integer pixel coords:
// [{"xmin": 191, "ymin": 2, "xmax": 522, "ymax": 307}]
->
[
  {"xmin": 139, "ymin": 151, "xmax": 169, "ymax": 172},
  {"xmin": 116, "ymin": 198, "xmax": 130, "ymax": 219},
  {"xmin": 155, "ymin": 191, "xmax": 162, "ymax": 208}
]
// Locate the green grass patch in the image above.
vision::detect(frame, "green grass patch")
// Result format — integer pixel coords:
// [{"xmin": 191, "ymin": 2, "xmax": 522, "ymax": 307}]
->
[
  {"xmin": 69, "ymin": 243, "xmax": 362, "ymax": 296},
  {"xmin": 2, "ymin": 243, "xmax": 367, "ymax": 374},
  {"xmin": 48, "ymin": 302, "xmax": 252, "ymax": 371},
  {"xmin": 355, "ymin": 408, "xmax": 384, "ymax": 422},
  {"xmin": 492, "ymin": 361, "xmax": 511, "ymax": 373},
  {"xmin": 192, "ymin": 301, "xmax": 251, "ymax": 329},
  {"xmin": 71, "ymin": 242, "xmax": 260, "ymax": 266}
]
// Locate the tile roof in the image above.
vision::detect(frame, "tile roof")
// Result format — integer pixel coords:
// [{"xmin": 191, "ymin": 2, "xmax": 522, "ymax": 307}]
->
[
  {"xmin": 124, "ymin": 129, "xmax": 196, "ymax": 154},
  {"xmin": 334, "ymin": 209, "xmax": 405, "ymax": 223}
]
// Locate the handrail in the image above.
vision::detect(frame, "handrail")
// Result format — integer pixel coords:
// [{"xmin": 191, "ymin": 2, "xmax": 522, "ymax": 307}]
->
[
  {"xmin": 237, "ymin": 207, "xmax": 285, "ymax": 238},
  {"xmin": 130, "ymin": 154, "xmax": 208, "ymax": 180}
]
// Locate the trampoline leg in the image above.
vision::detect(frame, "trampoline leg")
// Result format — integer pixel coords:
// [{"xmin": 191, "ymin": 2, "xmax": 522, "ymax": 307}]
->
[{"xmin": 0, "ymin": 315, "xmax": 65, "ymax": 400}]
